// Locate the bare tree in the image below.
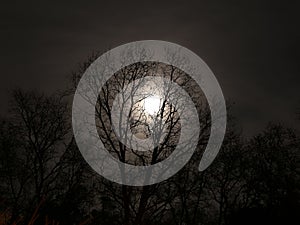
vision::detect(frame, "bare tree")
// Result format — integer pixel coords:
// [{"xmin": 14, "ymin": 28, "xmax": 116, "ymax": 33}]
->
[
  {"xmin": 71, "ymin": 43, "xmax": 213, "ymax": 225},
  {"xmin": 0, "ymin": 90, "xmax": 84, "ymax": 224}
]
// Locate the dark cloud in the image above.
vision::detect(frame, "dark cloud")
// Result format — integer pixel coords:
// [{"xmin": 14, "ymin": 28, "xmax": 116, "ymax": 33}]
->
[{"xmin": 0, "ymin": 0, "xmax": 299, "ymax": 136}]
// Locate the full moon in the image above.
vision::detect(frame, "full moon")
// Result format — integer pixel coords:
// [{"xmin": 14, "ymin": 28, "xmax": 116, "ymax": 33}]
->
[{"xmin": 144, "ymin": 95, "xmax": 161, "ymax": 115}]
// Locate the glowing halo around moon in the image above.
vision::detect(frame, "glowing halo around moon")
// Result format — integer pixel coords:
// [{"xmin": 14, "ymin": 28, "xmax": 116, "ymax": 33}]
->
[{"xmin": 72, "ymin": 40, "xmax": 227, "ymax": 186}]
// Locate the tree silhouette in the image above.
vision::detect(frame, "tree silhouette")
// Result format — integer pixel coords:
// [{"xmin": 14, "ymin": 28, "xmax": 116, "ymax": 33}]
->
[{"xmin": 0, "ymin": 53, "xmax": 299, "ymax": 225}]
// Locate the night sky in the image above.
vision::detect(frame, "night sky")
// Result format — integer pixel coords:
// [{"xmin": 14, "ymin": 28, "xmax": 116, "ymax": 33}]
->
[{"xmin": 1, "ymin": 0, "xmax": 299, "ymax": 136}]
